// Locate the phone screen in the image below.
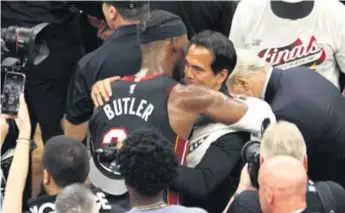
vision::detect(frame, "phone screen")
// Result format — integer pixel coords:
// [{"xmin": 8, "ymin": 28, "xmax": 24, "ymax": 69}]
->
[{"xmin": 1, "ymin": 72, "xmax": 26, "ymax": 115}]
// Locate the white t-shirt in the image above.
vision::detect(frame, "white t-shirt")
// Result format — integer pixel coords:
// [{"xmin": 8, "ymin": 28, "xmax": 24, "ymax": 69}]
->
[{"xmin": 229, "ymin": 0, "xmax": 345, "ymax": 89}]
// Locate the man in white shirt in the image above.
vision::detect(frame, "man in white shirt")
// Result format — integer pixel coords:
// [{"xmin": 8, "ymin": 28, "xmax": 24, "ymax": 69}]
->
[{"xmin": 229, "ymin": 0, "xmax": 345, "ymax": 90}]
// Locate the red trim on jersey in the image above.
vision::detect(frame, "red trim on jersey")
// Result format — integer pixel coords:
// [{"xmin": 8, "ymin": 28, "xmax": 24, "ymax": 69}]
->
[
  {"xmin": 121, "ymin": 73, "xmax": 164, "ymax": 82},
  {"xmin": 167, "ymin": 136, "xmax": 189, "ymax": 205}
]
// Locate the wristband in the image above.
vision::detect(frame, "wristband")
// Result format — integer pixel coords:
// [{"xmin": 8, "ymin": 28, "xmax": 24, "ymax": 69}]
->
[
  {"xmin": 17, "ymin": 138, "xmax": 30, "ymax": 141},
  {"xmin": 17, "ymin": 138, "xmax": 31, "ymax": 145}
]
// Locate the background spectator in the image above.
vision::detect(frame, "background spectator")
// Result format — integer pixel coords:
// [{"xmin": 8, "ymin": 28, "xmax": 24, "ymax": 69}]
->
[
  {"xmin": 55, "ymin": 184, "xmax": 99, "ymax": 213},
  {"xmin": 230, "ymin": 0, "xmax": 345, "ymax": 90}
]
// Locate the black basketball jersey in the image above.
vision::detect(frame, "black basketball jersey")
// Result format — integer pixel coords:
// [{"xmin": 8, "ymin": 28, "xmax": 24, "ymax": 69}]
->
[{"xmin": 89, "ymin": 73, "xmax": 188, "ymax": 205}]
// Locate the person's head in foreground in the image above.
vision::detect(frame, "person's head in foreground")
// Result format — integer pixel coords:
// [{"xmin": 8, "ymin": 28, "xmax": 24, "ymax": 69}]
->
[
  {"xmin": 258, "ymin": 156, "xmax": 308, "ymax": 213},
  {"xmin": 42, "ymin": 135, "xmax": 90, "ymax": 195},
  {"xmin": 138, "ymin": 10, "xmax": 188, "ymax": 78},
  {"xmin": 184, "ymin": 30, "xmax": 237, "ymax": 91},
  {"xmin": 227, "ymin": 48, "xmax": 272, "ymax": 98},
  {"xmin": 55, "ymin": 183, "xmax": 98, "ymax": 213},
  {"xmin": 117, "ymin": 127, "xmax": 178, "ymax": 207},
  {"xmin": 102, "ymin": 1, "xmax": 149, "ymax": 30},
  {"xmin": 260, "ymin": 121, "xmax": 308, "ymax": 170}
]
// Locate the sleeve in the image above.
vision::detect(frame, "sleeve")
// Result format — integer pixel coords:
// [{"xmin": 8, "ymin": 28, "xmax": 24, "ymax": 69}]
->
[
  {"xmin": 170, "ymin": 132, "xmax": 249, "ymax": 198},
  {"xmin": 65, "ymin": 64, "xmax": 94, "ymax": 125},
  {"xmin": 229, "ymin": 0, "xmax": 252, "ymax": 48},
  {"xmin": 332, "ymin": 1, "xmax": 345, "ymax": 74},
  {"xmin": 227, "ymin": 190, "xmax": 261, "ymax": 213}
]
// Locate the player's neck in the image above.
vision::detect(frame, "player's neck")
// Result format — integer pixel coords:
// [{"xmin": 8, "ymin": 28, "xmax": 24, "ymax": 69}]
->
[{"xmin": 137, "ymin": 50, "xmax": 170, "ymax": 79}]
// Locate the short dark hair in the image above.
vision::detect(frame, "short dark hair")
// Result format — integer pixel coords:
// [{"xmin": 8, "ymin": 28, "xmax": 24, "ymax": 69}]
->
[
  {"xmin": 105, "ymin": 1, "xmax": 149, "ymax": 21},
  {"xmin": 42, "ymin": 136, "xmax": 90, "ymax": 187},
  {"xmin": 189, "ymin": 30, "xmax": 237, "ymax": 78},
  {"xmin": 117, "ymin": 128, "xmax": 178, "ymax": 197}
]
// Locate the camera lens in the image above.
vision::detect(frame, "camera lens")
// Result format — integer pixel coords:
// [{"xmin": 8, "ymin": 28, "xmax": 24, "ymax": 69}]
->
[{"xmin": 241, "ymin": 140, "xmax": 261, "ymax": 163}]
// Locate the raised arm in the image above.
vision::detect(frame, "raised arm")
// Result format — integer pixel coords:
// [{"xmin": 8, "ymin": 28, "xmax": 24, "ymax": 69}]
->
[{"xmin": 171, "ymin": 84, "xmax": 248, "ymax": 125}]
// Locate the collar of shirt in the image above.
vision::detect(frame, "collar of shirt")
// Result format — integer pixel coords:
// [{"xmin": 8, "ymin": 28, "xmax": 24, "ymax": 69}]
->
[
  {"xmin": 290, "ymin": 208, "xmax": 305, "ymax": 213},
  {"xmin": 261, "ymin": 67, "xmax": 273, "ymax": 99},
  {"xmin": 107, "ymin": 24, "xmax": 138, "ymax": 42}
]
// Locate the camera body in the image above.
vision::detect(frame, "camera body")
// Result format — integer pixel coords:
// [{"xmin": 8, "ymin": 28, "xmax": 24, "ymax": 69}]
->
[{"xmin": 241, "ymin": 140, "xmax": 261, "ymax": 188}]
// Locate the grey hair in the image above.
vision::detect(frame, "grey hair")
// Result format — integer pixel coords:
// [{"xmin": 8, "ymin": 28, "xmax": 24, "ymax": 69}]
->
[
  {"xmin": 55, "ymin": 184, "xmax": 98, "ymax": 213},
  {"xmin": 260, "ymin": 121, "xmax": 307, "ymax": 162},
  {"xmin": 229, "ymin": 48, "xmax": 271, "ymax": 78}
]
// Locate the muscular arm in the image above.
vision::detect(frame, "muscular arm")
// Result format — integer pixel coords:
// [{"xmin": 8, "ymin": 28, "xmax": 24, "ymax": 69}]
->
[{"xmin": 171, "ymin": 84, "xmax": 248, "ymax": 125}]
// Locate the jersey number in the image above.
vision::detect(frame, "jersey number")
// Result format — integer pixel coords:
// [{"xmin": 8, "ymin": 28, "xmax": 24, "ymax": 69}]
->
[{"xmin": 101, "ymin": 128, "xmax": 129, "ymax": 147}]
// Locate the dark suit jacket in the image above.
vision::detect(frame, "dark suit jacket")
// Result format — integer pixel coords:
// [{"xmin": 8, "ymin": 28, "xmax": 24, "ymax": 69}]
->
[
  {"xmin": 265, "ymin": 67, "xmax": 345, "ymax": 187},
  {"xmin": 150, "ymin": 1, "xmax": 238, "ymax": 39}
]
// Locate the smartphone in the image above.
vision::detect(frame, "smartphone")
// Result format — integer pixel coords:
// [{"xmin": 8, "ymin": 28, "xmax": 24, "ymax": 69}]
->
[{"xmin": 1, "ymin": 72, "xmax": 26, "ymax": 115}]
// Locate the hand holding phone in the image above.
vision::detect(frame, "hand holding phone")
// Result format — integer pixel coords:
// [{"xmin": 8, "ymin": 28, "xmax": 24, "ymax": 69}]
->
[
  {"xmin": 1, "ymin": 72, "xmax": 26, "ymax": 115},
  {"xmin": 1, "ymin": 93, "xmax": 31, "ymax": 139}
]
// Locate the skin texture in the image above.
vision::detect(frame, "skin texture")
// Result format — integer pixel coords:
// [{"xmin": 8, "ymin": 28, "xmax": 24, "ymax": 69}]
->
[
  {"xmin": 227, "ymin": 72, "xmax": 268, "ymax": 98},
  {"xmin": 184, "ymin": 44, "xmax": 228, "ymax": 90},
  {"xmin": 258, "ymin": 156, "xmax": 307, "ymax": 213}
]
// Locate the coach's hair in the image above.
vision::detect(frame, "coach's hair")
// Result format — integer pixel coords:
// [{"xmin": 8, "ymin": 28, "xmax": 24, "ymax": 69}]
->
[
  {"xmin": 55, "ymin": 183, "xmax": 97, "ymax": 213},
  {"xmin": 188, "ymin": 30, "xmax": 237, "ymax": 80},
  {"xmin": 42, "ymin": 136, "xmax": 90, "ymax": 187},
  {"xmin": 117, "ymin": 127, "xmax": 178, "ymax": 197},
  {"xmin": 260, "ymin": 121, "xmax": 307, "ymax": 162}
]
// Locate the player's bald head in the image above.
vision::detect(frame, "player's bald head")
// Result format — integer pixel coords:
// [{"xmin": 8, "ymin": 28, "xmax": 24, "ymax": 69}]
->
[{"xmin": 258, "ymin": 156, "xmax": 307, "ymax": 212}]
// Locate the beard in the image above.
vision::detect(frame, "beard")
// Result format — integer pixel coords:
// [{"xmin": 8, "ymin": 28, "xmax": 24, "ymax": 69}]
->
[{"xmin": 172, "ymin": 59, "xmax": 185, "ymax": 82}]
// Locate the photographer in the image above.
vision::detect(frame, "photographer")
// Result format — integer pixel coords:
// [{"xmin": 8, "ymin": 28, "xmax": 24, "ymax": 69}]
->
[
  {"xmin": 224, "ymin": 121, "xmax": 345, "ymax": 213},
  {"xmin": 1, "ymin": 1, "xmax": 84, "ymax": 142}
]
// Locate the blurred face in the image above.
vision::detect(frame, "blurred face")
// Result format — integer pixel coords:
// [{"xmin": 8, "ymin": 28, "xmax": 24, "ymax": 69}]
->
[
  {"xmin": 227, "ymin": 74, "xmax": 264, "ymax": 98},
  {"xmin": 184, "ymin": 44, "xmax": 227, "ymax": 90},
  {"xmin": 164, "ymin": 35, "xmax": 189, "ymax": 77}
]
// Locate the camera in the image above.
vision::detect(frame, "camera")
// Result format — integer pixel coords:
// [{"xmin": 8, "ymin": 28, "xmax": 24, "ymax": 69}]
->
[
  {"xmin": 1, "ymin": 23, "xmax": 50, "ymax": 72},
  {"xmin": 241, "ymin": 140, "xmax": 261, "ymax": 188}
]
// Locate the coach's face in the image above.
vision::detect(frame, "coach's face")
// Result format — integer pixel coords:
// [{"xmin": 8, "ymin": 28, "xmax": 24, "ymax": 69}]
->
[
  {"xmin": 227, "ymin": 73, "xmax": 265, "ymax": 98},
  {"xmin": 184, "ymin": 44, "xmax": 227, "ymax": 90}
]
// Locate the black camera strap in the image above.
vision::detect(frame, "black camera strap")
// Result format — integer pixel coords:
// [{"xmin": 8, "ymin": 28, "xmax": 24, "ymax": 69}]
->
[{"xmin": 315, "ymin": 182, "xmax": 336, "ymax": 213}]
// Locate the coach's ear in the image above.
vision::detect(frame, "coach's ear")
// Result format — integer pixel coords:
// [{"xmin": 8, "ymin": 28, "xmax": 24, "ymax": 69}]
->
[{"xmin": 228, "ymin": 74, "xmax": 253, "ymax": 97}]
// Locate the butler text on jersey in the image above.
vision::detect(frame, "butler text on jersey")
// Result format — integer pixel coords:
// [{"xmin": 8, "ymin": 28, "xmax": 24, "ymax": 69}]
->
[{"xmin": 103, "ymin": 97, "xmax": 154, "ymax": 121}]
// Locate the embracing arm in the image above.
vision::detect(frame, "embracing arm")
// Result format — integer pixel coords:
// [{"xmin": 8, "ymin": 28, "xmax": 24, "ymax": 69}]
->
[
  {"xmin": 172, "ymin": 84, "xmax": 248, "ymax": 125},
  {"xmin": 170, "ymin": 132, "xmax": 248, "ymax": 198}
]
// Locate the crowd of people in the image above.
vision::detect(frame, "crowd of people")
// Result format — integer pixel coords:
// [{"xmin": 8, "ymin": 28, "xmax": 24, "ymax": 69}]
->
[{"xmin": 1, "ymin": 1, "xmax": 345, "ymax": 213}]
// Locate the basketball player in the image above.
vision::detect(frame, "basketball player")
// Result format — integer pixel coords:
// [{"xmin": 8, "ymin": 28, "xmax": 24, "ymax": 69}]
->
[{"xmin": 88, "ymin": 10, "xmax": 255, "ymax": 206}]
